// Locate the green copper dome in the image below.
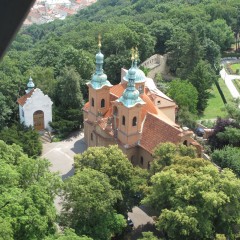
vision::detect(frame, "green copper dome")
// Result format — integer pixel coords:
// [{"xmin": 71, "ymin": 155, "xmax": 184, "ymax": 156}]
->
[
  {"xmin": 88, "ymin": 50, "xmax": 112, "ymax": 90},
  {"xmin": 26, "ymin": 76, "xmax": 35, "ymax": 93},
  {"xmin": 117, "ymin": 64, "xmax": 145, "ymax": 108},
  {"xmin": 124, "ymin": 60, "xmax": 146, "ymax": 83}
]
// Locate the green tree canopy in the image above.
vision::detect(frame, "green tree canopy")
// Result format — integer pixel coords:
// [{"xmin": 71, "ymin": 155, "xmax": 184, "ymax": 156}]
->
[
  {"xmin": 60, "ymin": 168, "xmax": 126, "ymax": 240},
  {"xmin": 143, "ymin": 153, "xmax": 240, "ymax": 239},
  {"xmin": 0, "ymin": 140, "xmax": 62, "ymax": 240}
]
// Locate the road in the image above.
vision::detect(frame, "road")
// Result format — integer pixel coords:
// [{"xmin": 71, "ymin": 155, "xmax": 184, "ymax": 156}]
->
[{"xmin": 42, "ymin": 131, "xmax": 86, "ymax": 180}]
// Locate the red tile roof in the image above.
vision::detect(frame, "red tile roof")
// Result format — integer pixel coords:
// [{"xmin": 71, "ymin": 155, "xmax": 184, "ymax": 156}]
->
[
  {"xmin": 17, "ymin": 89, "xmax": 35, "ymax": 106},
  {"xmin": 110, "ymin": 84, "xmax": 125, "ymax": 97},
  {"xmin": 140, "ymin": 112, "xmax": 182, "ymax": 153}
]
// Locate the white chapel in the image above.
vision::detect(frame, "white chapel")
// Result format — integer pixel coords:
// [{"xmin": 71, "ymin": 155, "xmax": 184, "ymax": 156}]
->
[{"xmin": 17, "ymin": 77, "xmax": 53, "ymax": 131}]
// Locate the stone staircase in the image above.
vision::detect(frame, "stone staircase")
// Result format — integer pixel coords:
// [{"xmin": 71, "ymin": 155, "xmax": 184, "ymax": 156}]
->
[{"xmin": 39, "ymin": 130, "xmax": 52, "ymax": 143}]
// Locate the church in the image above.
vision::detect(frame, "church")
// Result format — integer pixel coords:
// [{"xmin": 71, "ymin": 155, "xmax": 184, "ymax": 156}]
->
[{"xmin": 83, "ymin": 44, "xmax": 202, "ymax": 168}]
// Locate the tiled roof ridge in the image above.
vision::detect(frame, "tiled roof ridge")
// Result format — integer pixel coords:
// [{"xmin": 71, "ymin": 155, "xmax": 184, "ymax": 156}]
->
[{"xmin": 17, "ymin": 89, "xmax": 35, "ymax": 106}]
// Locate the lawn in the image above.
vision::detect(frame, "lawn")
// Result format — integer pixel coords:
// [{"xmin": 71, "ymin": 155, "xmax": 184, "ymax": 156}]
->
[
  {"xmin": 200, "ymin": 78, "xmax": 233, "ymax": 120},
  {"xmin": 229, "ymin": 63, "xmax": 240, "ymax": 74}
]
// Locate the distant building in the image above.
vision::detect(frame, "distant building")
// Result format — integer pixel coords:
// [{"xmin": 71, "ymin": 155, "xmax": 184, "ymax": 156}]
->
[
  {"xmin": 83, "ymin": 46, "xmax": 202, "ymax": 168},
  {"xmin": 17, "ymin": 77, "xmax": 53, "ymax": 131}
]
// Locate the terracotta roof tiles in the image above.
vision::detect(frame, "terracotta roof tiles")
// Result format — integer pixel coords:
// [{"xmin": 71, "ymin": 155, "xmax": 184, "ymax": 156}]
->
[
  {"xmin": 17, "ymin": 89, "xmax": 35, "ymax": 106},
  {"xmin": 140, "ymin": 112, "xmax": 182, "ymax": 153}
]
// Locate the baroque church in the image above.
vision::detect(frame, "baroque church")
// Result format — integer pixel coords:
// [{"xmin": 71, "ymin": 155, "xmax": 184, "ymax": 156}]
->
[{"xmin": 83, "ymin": 44, "xmax": 202, "ymax": 168}]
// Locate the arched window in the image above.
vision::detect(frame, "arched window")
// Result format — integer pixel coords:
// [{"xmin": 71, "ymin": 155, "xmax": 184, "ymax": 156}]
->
[
  {"xmin": 91, "ymin": 133, "xmax": 93, "ymax": 141},
  {"xmin": 122, "ymin": 116, "xmax": 125, "ymax": 125},
  {"xmin": 183, "ymin": 140, "xmax": 188, "ymax": 146},
  {"xmin": 140, "ymin": 156, "xmax": 144, "ymax": 165},
  {"xmin": 113, "ymin": 106, "xmax": 118, "ymax": 116},
  {"xmin": 148, "ymin": 161, "xmax": 150, "ymax": 170},
  {"xmin": 91, "ymin": 98, "xmax": 94, "ymax": 107},
  {"xmin": 132, "ymin": 116, "xmax": 137, "ymax": 126},
  {"xmin": 101, "ymin": 99, "xmax": 105, "ymax": 108}
]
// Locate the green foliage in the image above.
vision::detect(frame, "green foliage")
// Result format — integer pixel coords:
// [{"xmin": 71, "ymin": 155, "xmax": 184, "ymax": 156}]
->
[
  {"xmin": 51, "ymin": 66, "xmax": 84, "ymax": 135},
  {"xmin": 0, "ymin": 140, "xmax": 62, "ymax": 240},
  {"xmin": 143, "ymin": 153, "xmax": 240, "ymax": 239},
  {"xmin": 74, "ymin": 145, "xmax": 142, "ymax": 214},
  {"xmin": 0, "ymin": 93, "xmax": 12, "ymax": 130},
  {"xmin": 211, "ymin": 146, "xmax": 240, "ymax": 176},
  {"xmin": 188, "ymin": 60, "xmax": 217, "ymax": 113},
  {"xmin": 0, "ymin": 123, "xmax": 42, "ymax": 157},
  {"xmin": 60, "ymin": 168, "xmax": 126, "ymax": 240},
  {"xmin": 139, "ymin": 231, "xmax": 159, "ymax": 240},
  {"xmin": 45, "ymin": 228, "xmax": 93, "ymax": 240},
  {"xmin": 167, "ymin": 79, "xmax": 198, "ymax": 114},
  {"xmin": 151, "ymin": 143, "xmax": 196, "ymax": 174}
]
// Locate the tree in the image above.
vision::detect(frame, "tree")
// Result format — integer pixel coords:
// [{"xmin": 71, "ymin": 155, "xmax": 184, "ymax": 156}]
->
[
  {"xmin": 51, "ymin": 66, "xmax": 84, "ymax": 135},
  {"xmin": 44, "ymin": 228, "xmax": 92, "ymax": 240},
  {"xmin": 143, "ymin": 154, "xmax": 240, "ymax": 239},
  {"xmin": 208, "ymin": 118, "xmax": 240, "ymax": 150},
  {"xmin": 0, "ymin": 93, "xmax": 12, "ymax": 130},
  {"xmin": 0, "ymin": 123, "xmax": 42, "ymax": 157},
  {"xmin": 151, "ymin": 143, "xmax": 196, "ymax": 174},
  {"xmin": 188, "ymin": 60, "xmax": 217, "ymax": 113},
  {"xmin": 74, "ymin": 145, "xmax": 142, "ymax": 214},
  {"xmin": 211, "ymin": 146, "xmax": 240, "ymax": 177},
  {"xmin": 60, "ymin": 168, "xmax": 126, "ymax": 240},
  {"xmin": 139, "ymin": 231, "xmax": 159, "ymax": 240},
  {"xmin": 167, "ymin": 79, "xmax": 198, "ymax": 114},
  {"xmin": 0, "ymin": 140, "xmax": 62, "ymax": 240}
]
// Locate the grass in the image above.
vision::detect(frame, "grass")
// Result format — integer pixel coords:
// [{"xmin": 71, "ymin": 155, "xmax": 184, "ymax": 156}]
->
[
  {"xmin": 200, "ymin": 78, "xmax": 233, "ymax": 120},
  {"xmin": 229, "ymin": 63, "xmax": 240, "ymax": 74},
  {"xmin": 233, "ymin": 79, "xmax": 240, "ymax": 92}
]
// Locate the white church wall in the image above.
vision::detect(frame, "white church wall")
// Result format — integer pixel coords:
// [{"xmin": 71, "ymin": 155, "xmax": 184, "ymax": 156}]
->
[{"xmin": 22, "ymin": 88, "xmax": 53, "ymax": 130}]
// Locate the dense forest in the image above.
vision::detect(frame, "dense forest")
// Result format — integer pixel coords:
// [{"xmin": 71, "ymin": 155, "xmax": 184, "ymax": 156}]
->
[{"xmin": 1, "ymin": 0, "xmax": 240, "ymax": 239}]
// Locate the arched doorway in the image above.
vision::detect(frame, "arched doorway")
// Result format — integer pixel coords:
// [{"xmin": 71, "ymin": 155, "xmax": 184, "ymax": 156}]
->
[{"xmin": 33, "ymin": 110, "xmax": 44, "ymax": 130}]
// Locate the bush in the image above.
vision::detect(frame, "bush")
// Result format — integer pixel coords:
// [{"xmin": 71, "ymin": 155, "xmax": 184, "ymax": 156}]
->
[{"xmin": 0, "ymin": 123, "xmax": 42, "ymax": 157}]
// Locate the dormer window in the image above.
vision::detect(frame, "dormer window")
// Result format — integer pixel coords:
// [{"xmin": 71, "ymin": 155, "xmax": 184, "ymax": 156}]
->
[
  {"xmin": 101, "ymin": 99, "xmax": 105, "ymax": 108},
  {"xmin": 132, "ymin": 116, "xmax": 137, "ymax": 126}
]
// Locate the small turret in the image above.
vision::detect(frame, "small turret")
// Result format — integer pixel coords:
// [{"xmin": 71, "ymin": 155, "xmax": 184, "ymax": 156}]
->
[{"xmin": 26, "ymin": 76, "xmax": 35, "ymax": 93}]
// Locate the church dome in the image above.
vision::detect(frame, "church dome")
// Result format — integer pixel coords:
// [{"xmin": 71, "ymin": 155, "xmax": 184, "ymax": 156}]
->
[
  {"xmin": 27, "ymin": 76, "xmax": 35, "ymax": 89},
  {"xmin": 96, "ymin": 51, "xmax": 104, "ymax": 64},
  {"xmin": 124, "ymin": 65, "xmax": 146, "ymax": 83}
]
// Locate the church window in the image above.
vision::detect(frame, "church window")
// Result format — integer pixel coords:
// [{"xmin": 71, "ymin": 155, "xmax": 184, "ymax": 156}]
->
[
  {"xmin": 148, "ymin": 161, "xmax": 150, "ymax": 170},
  {"xmin": 157, "ymin": 100, "xmax": 161, "ymax": 105},
  {"xmin": 138, "ymin": 85, "xmax": 143, "ymax": 94},
  {"xmin": 91, "ymin": 98, "xmax": 94, "ymax": 107},
  {"xmin": 91, "ymin": 133, "xmax": 93, "ymax": 141},
  {"xmin": 122, "ymin": 116, "xmax": 125, "ymax": 125},
  {"xmin": 140, "ymin": 156, "xmax": 144, "ymax": 165},
  {"xmin": 22, "ymin": 109, "xmax": 24, "ymax": 117},
  {"xmin": 183, "ymin": 140, "xmax": 188, "ymax": 146},
  {"xmin": 113, "ymin": 106, "xmax": 118, "ymax": 116},
  {"xmin": 101, "ymin": 99, "xmax": 105, "ymax": 108},
  {"xmin": 132, "ymin": 116, "xmax": 137, "ymax": 126}
]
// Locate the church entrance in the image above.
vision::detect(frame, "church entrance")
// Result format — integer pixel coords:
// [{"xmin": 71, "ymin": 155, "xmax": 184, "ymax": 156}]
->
[{"xmin": 33, "ymin": 110, "xmax": 44, "ymax": 130}]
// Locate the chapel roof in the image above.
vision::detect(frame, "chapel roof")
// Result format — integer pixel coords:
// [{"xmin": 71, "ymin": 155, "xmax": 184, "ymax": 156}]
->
[{"xmin": 17, "ymin": 89, "xmax": 35, "ymax": 106}]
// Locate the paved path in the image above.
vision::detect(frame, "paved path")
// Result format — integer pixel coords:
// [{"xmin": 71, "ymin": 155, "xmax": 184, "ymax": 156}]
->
[
  {"xmin": 220, "ymin": 68, "xmax": 240, "ymax": 99},
  {"xmin": 42, "ymin": 131, "xmax": 87, "ymax": 212},
  {"xmin": 42, "ymin": 131, "xmax": 87, "ymax": 179}
]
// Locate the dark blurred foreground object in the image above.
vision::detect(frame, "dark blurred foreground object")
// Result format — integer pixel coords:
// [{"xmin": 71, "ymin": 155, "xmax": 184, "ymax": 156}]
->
[{"xmin": 0, "ymin": 0, "xmax": 35, "ymax": 60}]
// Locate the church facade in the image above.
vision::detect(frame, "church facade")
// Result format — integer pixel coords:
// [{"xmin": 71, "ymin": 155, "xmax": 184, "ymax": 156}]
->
[
  {"xmin": 17, "ymin": 77, "xmax": 53, "ymax": 131},
  {"xmin": 83, "ymin": 47, "xmax": 202, "ymax": 168}
]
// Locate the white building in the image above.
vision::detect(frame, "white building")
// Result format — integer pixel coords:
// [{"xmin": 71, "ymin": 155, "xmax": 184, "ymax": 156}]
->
[{"xmin": 17, "ymin": 77, "xmax": 53, "ymax": 131}]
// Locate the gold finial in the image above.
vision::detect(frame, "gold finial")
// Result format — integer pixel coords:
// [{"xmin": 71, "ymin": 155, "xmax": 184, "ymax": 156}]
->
[
  {"xmin": 98, "ymin": 34, "xmax": 102, "ymax": 49},
  {"xmin": 131, "ymin": 47, "xmax": 135, "ymax": 61},
  {"xmin": 135, "ymin": 47, "xmax": 139, "ymax": 60}
]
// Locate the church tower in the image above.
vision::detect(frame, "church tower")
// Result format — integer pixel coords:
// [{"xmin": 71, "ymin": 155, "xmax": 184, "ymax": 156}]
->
[
  {"xmin": 87, "ymin": 36, "xmax": 112, "ymax": 122},
  {"xmin": 113, "ymin": 49, "xmax": 145, "ymax": 146}
]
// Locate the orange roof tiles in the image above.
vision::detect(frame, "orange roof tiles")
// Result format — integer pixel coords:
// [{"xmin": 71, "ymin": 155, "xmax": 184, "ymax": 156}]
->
[
  {"xmin": 17, "ymin": 89, "xmax": 35, "ymax": 106},
  {"xmin": 140, "ymin": 93, "xmax": 158, "ymax": 121},
  {"xmin": 83, "ymin": 102, "xmax": 90, "ymax": 111},
  {"xmin": 140, "ymin": 112, "xmax": 182, "ymax": 153},
  {"xmin": 110, "ymin": 84, "xmax": 125, "ymax": 97}
]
